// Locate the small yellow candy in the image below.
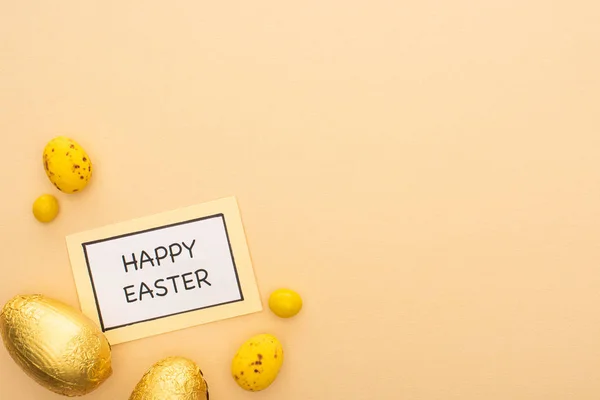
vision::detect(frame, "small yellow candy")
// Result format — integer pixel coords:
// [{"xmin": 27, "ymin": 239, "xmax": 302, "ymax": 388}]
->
[
  {"xmin": 268, "ymin": 288, "xmax": 303, "ymax": 318},
  {"xmin": 32, "ymin": 194, "xmax": 59, "ymax": 223}
]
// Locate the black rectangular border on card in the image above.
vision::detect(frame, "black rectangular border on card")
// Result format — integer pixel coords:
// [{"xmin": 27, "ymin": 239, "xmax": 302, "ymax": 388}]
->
[{"xmin": 81, "ymin": 213, "xmax": 244, "ymax": 332}]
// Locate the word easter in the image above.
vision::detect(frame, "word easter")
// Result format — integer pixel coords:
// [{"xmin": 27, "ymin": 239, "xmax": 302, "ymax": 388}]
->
[{"xmin": 120, "ymin": 240, "xmax": 212, "ymax": 303}]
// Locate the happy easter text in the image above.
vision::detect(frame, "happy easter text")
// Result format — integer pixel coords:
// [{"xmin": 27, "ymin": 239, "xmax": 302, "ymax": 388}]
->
[{"xmin": 120, "ymin": 240, "xmax": 211, "ymax": 303}]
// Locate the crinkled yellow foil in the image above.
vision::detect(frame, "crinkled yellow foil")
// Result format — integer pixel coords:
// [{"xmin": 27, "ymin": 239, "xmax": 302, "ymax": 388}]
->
[
  {"xmin": 129, "ymin": 356, "xmax": 209, "ymax": 400},
  {"xmin": 0, "ymin": 294, "xmax": 112, "ymax": 397}
]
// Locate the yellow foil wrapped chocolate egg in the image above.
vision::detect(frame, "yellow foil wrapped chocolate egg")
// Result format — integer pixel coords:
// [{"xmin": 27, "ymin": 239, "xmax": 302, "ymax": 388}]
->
[
  {"xmin": 129, "ymin": 356, "xmax": 209, "ymax": 400},
  {"xmin": 0, "ymin": 294, "xmax": 112, "ymax": 396}
]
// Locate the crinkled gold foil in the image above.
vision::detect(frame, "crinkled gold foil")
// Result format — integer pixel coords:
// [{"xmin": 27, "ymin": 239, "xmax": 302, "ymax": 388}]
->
[
  {"xmin": 129, "ymin": 356, "xmax": 209, "ymax": 400},
  {"xmin": 0, "ymin": 294, "xmax": 112, "ymax": 397}
]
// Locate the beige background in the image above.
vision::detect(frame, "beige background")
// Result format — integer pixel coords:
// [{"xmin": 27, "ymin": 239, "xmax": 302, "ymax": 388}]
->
[{"xmin": 0, "ymin": 1, "xmax": 599, "ymax": 399}]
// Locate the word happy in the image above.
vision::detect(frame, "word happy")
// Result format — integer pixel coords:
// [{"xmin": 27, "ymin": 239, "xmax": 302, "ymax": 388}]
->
[{"xmin": 120, "ymin": 240, "xmax": 211, "ymax": 303}]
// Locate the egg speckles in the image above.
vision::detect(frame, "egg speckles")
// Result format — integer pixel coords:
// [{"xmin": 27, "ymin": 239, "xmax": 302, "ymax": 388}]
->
[
  {"xmin": 43, "ymin": 136, "xmax": 93, "ymax": 193},
  {"xmin": 231, "ymin": 333, "xmax": 284, "ymax": 391}
]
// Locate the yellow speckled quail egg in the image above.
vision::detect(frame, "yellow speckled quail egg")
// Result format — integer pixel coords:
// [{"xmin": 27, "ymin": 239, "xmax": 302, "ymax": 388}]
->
[
  {"xmin": 42, "ymin": 136, "xmax": 93, "ymax": 194},
  {"xmin": 231, "ymin": 333, "xmax": 284, "ymax": 392}
]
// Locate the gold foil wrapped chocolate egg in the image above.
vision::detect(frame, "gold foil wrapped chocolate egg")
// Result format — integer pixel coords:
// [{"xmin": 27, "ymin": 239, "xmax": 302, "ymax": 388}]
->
[
  {"xmin": 129, "ymin": 356, "xmax": 209, "ymax": 400},
  {"xmin": 0, "ymin": 294, "xmax": 112, "ymax": 396}
]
